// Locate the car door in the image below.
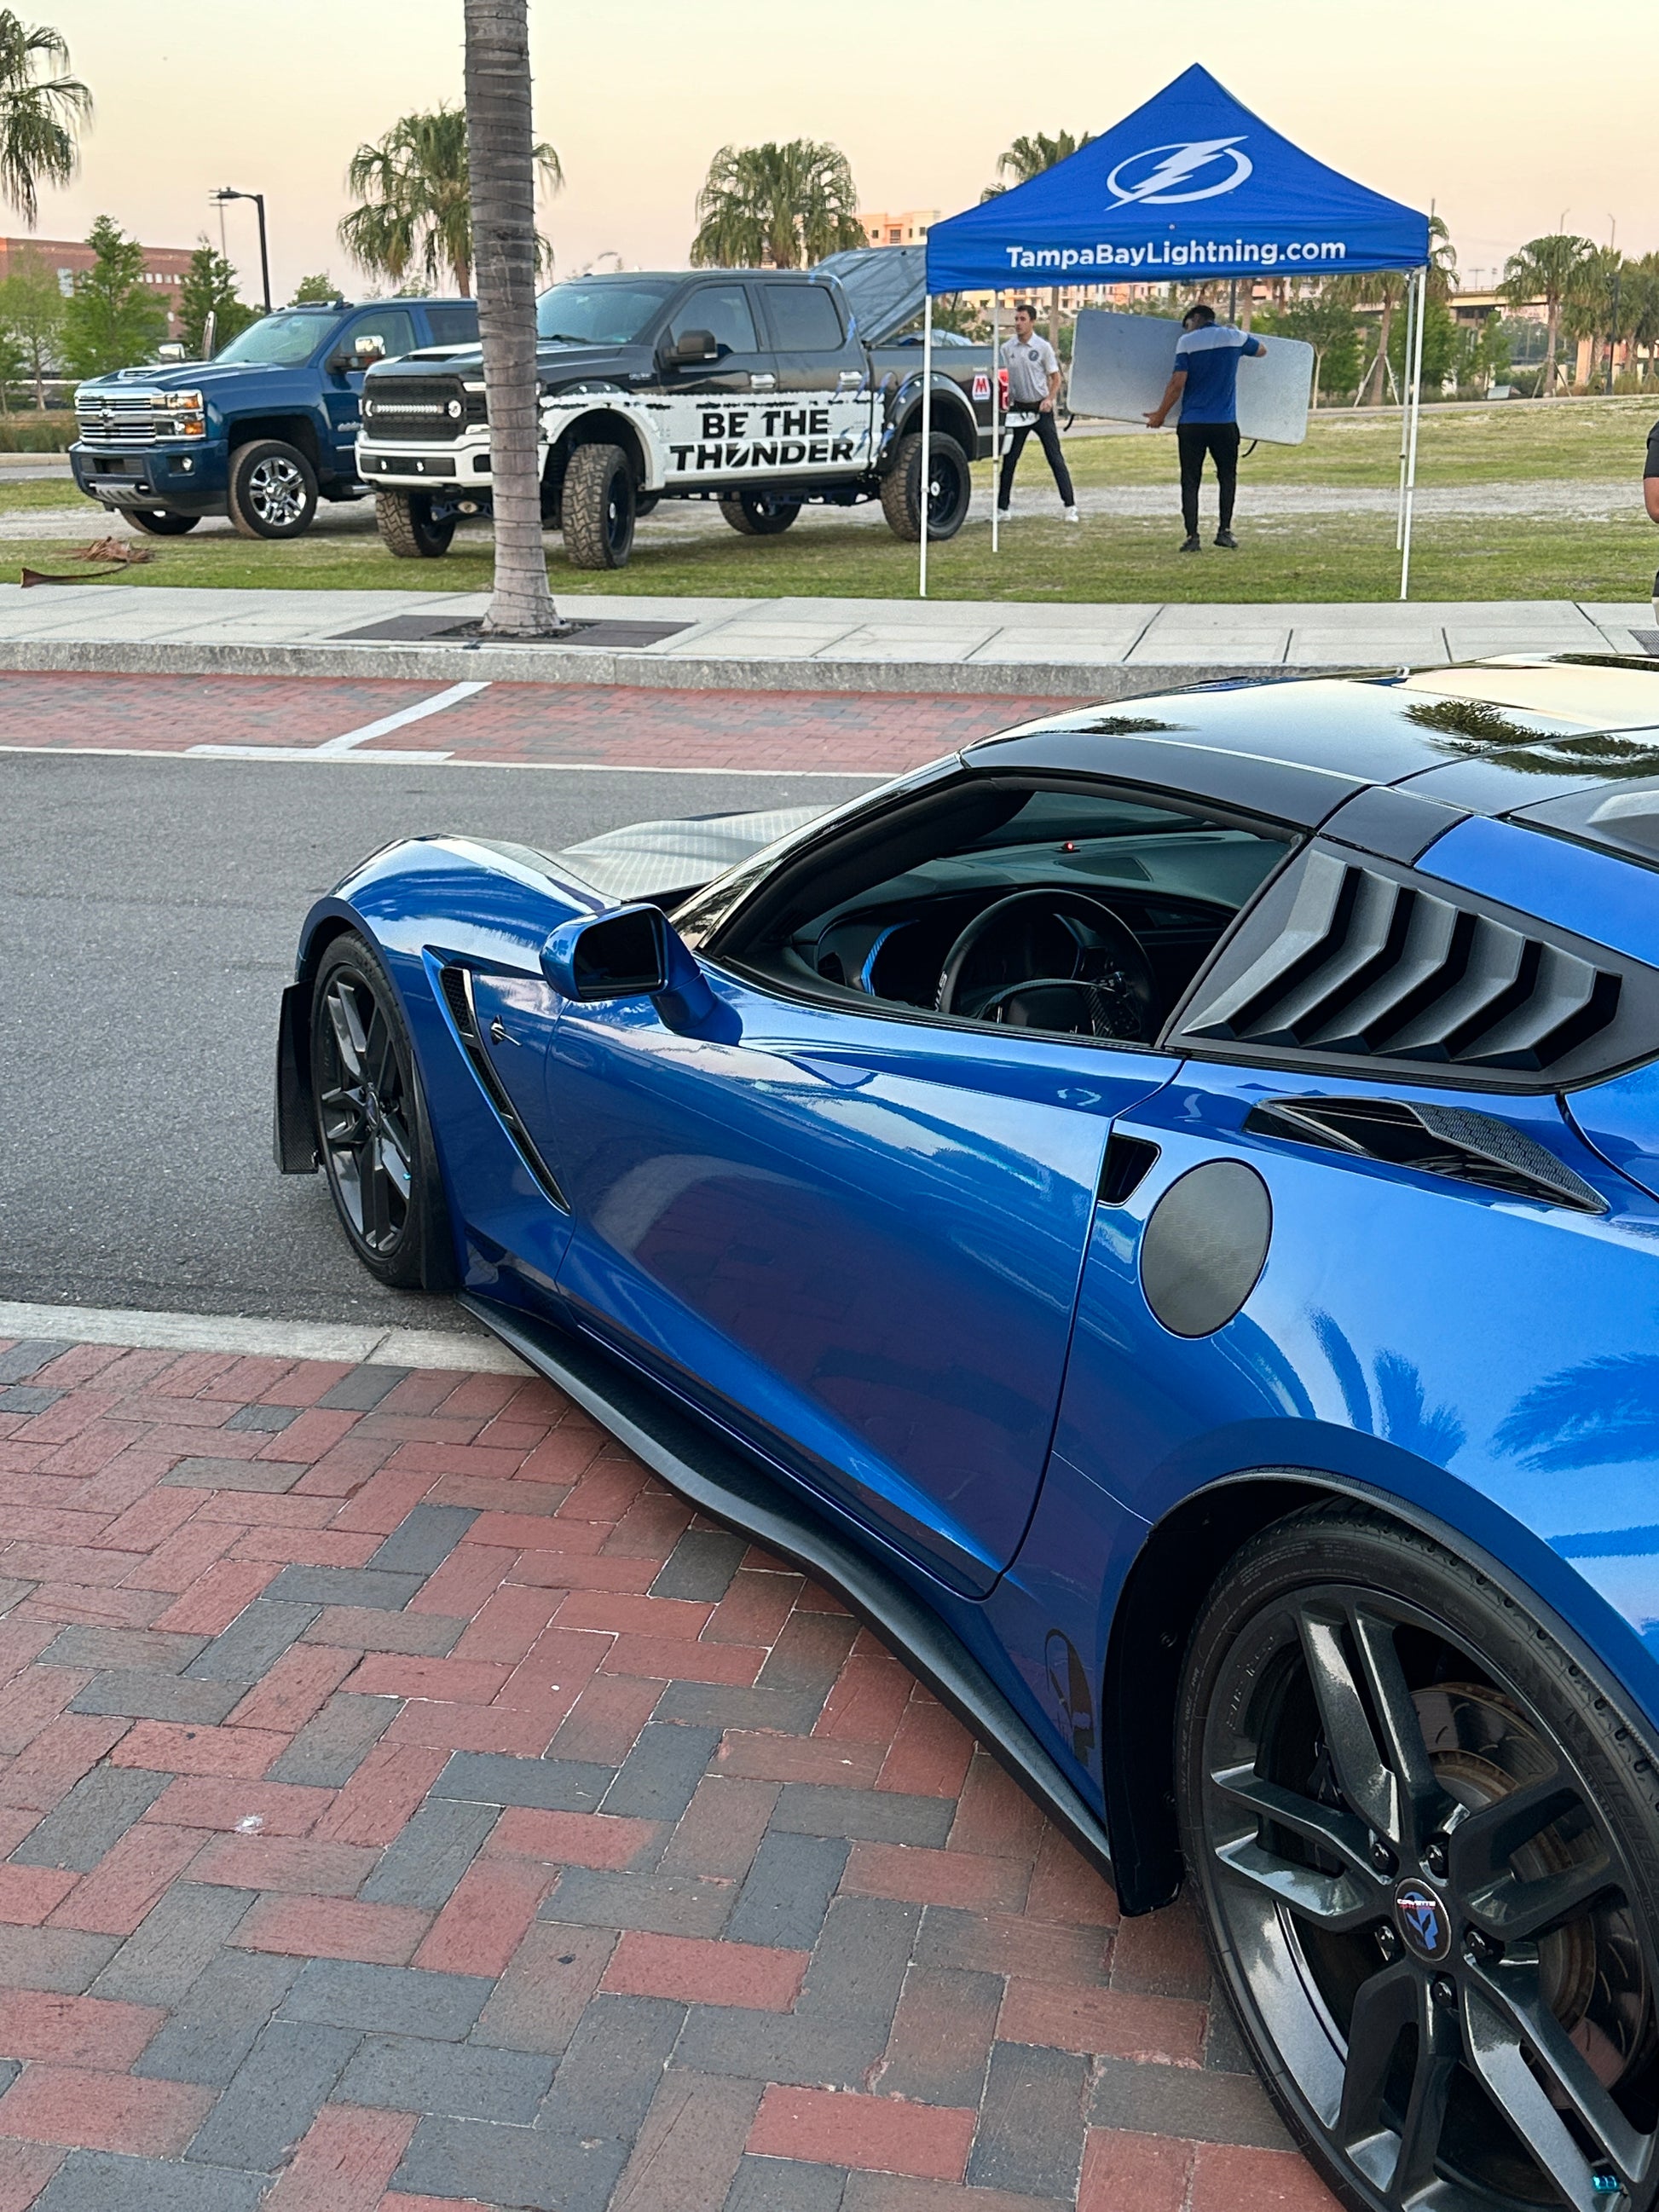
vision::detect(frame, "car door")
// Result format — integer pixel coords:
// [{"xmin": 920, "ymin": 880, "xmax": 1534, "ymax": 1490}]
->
[
  {"xmin": 757, "ymin": 279, "xmax": 876, "ymax": 480},
  {"xmin": 321, "ymin": 306, "xmax": 417, "ymax": 476},
  {"xmin": 546, "ymin": 976, "xmax": 1177, "ymax": 1594},
  {"xmin": 656, "ymin": 281, "xmax": 776, "ymax": 492}
]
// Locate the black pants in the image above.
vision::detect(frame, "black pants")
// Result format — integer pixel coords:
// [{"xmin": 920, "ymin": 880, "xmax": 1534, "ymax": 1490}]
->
[
  {"xmin": 997, "ymin": 407, "xmax": 1074, "ymax": 508},
  {"xmin": 1177, "ymin": 420, "xmax": 1240, "ymax": 534}
]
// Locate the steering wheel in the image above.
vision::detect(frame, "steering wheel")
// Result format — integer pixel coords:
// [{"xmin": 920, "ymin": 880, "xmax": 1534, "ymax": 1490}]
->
[{"xmin": 936, "ymin": 889, "xmax": 1157, "ymax": 1041}]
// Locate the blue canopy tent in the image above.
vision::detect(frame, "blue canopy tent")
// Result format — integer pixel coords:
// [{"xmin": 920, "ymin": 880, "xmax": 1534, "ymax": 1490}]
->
[{"xmin": 915, "ymin": 65, "xmax": 1432, "ymax": 596}]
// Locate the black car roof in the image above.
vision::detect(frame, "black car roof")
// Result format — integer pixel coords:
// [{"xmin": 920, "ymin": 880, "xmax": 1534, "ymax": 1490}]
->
[{"xmin": 964, "ymin": 664, "xmax": 1659, "ymax": 829}]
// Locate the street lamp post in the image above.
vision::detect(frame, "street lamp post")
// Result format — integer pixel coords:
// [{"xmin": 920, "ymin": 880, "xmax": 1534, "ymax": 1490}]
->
[{"xmin": 213, "ymin": 188, "xmax": 271, "ymax": 313}]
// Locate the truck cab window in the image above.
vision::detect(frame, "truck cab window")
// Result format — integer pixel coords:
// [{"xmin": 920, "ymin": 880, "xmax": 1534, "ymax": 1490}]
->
[
  {"xmin": 767, "ymin": 285, "xmax": 844, "ymax": 351},
  {"xmin": 341, "ymin": 311, "xmax": 416, "ymax": 370},
  {"xmin": 669, "ymin": 286, "xmax": 757, "ymax": 359},
  {"xmin": 423, "ymin": 304, "xmax": 479, "ymax": 346}
]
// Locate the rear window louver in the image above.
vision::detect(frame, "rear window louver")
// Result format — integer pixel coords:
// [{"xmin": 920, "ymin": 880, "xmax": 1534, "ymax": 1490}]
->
[{"xmin": 1177, "ymin": 847, "xmax": 1621, "ymax": 1076}]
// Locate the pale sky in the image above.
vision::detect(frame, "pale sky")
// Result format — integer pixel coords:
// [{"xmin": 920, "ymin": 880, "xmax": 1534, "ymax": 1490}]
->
[{"xmin": 19, "ymin": 0, "xmax": 1657, "ymax": 303}]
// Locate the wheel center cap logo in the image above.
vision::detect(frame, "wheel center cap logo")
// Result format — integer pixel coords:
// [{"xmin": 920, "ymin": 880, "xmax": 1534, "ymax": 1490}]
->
[{"xmin": 1394, "ymin": 1882, "xmax": 1450, "ymax": 1961}]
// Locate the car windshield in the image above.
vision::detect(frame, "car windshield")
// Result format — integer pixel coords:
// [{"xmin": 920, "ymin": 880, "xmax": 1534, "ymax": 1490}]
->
[
  {"xmin": 213, "ymin": 311, "xmax": 338, "ymax": 367},
  {"xmin": 535, "ymin": 280, "xmax": 677, "ymax": 347}
]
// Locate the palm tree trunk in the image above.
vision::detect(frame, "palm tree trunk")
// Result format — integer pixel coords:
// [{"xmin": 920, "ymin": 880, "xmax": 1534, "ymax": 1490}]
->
[
  {"xmin": 1544, "ymin": 299, "xmax": 1559, "ymax": 397},
  {"xmin": 1049, "ymin": 289, "xmax": 1060, "ymax": 355},
  {"xmin": 465, "ymin": 0, "xmax": 563, "ymax": 638},
  {"xmin": 1363, "ymin": 292, "xmax": 1396, "ymax": 407}
]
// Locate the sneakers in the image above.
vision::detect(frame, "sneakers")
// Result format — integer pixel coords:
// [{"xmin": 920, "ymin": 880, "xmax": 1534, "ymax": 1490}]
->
[
  {"xmin": 1064, "ymin": 506, "xmax": 1081, "ymax": 523},
  {"xmin": 1215, "ymin": 528, "xmax": 1239, "ymax": 549},
  {"xmin": 1179, "ymin": 533, "xmax": 1202, "ymax": 553}
]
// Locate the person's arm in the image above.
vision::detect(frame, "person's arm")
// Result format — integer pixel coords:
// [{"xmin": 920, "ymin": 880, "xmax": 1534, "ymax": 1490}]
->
[
  {"xmin": 1243, "ymin": 335, "xmax": 1266, "ymax": 362},
  {"xmin": 1146, "ymin": 367, "xmax": 1186, "ymax": 428},
  {"xmin": 1038, "ymin": 339, "xmax": 1061, "ymax": 412}
]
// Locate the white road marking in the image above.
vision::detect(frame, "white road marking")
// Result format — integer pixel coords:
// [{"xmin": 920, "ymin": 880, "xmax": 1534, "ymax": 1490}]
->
[
  {"xmin": 0, "ymin": 1297, "xmax": 530, "ymax": 1375},
  {"xmin": 0, "ymin": 743, "xmax": 878, "ymax": 779},
  {"xmin": 185, "ymin": 679, "xmax": 491, "ymax": 759}
]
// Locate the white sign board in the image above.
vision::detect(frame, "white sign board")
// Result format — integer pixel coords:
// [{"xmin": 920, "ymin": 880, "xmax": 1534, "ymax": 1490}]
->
[{"xmin": 1066, "ymin": 308, "xmax": 1314, "ymax": 446}]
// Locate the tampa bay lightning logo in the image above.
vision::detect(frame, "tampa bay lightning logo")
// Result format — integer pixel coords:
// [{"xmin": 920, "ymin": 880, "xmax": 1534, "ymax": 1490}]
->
[
  {"xmin": 1105, "ymin": 136, "xmax": 1253, "ymax": 208},
  {"xmin": 1395, "ymin": 1883, "xmax": 1450, "ymax": 1961}
]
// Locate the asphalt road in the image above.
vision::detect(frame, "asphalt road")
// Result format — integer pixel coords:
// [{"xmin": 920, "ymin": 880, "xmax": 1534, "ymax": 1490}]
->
[{"xmin": 0, "ymin": 752, "xmax": 868, "ymax": 1331}]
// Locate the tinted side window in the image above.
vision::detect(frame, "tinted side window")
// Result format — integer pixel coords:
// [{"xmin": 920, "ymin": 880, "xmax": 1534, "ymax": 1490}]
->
[
  {"xmin": 669, "ymin": 286, "xmax": 758, "ymax": 357},
  {"xmin": 344, "ymin": 309, "xmax": 417, "ymax": 365},
  {"xmin": 423, "ymin": 304, "xmax": 479, "ymax": 345},
  {"xmin": 768, "ymin": 284, "xmax": 844, "ymax": 351}
]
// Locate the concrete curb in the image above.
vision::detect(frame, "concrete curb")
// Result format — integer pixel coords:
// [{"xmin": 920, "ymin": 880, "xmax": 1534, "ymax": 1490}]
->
[
  {"xmin": 0, "ymin": 1296, "xmax": 529, "ymax": 1373},
  {"xmin": 0, "ymin": 634, "xmax": 1282, "ymax": 699}
]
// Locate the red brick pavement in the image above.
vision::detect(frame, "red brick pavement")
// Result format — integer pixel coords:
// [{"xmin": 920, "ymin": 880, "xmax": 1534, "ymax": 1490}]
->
[
  {"xmin": 0, "ymin": 673, "xmax": 1068, "ymax": 775},
  {"xmin": 0, "ymin": 1332, "xmax": 1338, "ymax": 2211}
]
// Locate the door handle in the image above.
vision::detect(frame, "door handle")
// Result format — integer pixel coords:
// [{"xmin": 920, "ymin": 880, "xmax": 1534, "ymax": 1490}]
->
[
  {"xmin": 837, "ymin": 370, "xmax": 863, "ymax": 389},
  {"xmin": 750, "ymin": 372, "xmax": 776, "ymax": 390}
]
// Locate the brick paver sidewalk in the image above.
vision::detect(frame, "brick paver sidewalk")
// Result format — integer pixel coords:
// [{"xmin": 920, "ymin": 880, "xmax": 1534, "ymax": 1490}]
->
[
  {"xmin": 0, "ymin": 1334, "xmax": 1336, "ymax": 2212},
  {"xmin": 0, "ymin": 674, "xmax": 1065, "ymax": 775}
]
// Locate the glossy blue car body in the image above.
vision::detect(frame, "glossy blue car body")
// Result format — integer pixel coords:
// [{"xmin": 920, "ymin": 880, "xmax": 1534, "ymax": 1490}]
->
[{"xmin": 278, "ymin": 662, "xmax": 1659, "ymax": 1912}]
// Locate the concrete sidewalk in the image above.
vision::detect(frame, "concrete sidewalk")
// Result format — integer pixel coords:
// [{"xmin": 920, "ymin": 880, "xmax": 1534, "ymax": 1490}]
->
[{"xmin": 0, "ymin": 583, "xmax": 1650, "ymax": 699}]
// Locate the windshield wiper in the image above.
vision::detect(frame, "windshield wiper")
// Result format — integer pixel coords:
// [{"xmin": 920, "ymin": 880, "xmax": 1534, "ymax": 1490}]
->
[{"xmin": 540, "ymin": 332, "xmax": 603, "ymax": 345}]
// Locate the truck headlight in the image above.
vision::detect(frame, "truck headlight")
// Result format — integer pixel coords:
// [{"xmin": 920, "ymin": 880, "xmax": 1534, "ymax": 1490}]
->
[{"xmin": 159, "ymin": 389, "xmax": 206, "ymax": 438}]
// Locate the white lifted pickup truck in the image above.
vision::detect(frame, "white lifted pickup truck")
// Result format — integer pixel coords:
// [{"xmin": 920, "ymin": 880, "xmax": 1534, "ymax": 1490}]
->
[{"xmin": 354, "ymin": 248, "xmax": 992, "ymax": 569}]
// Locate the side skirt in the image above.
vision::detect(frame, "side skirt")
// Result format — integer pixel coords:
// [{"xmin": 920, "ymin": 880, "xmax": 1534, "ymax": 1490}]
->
[{"xmin": 461, "ymin": 1290, "xmax": 1114, "ymax": 1882}]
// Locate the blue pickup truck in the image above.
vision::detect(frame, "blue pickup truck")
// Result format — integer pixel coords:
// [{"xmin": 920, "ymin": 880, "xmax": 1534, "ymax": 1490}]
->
[{"xmin": 70, "ymin": 297, "xmax": 478, "ymax": 539}]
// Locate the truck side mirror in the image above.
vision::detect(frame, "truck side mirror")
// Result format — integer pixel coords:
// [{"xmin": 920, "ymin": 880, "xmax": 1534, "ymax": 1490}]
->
[
  {"xmin": 157, "ymin": 342, "xmax": 186, "ymax": 364},
  {"xmin": 540, "ymin": 904, "xmax": 718, "ymax": 1030},
  {"xmin": 667, "ymin": 329, "xmax": 720, "ymax": 367}
]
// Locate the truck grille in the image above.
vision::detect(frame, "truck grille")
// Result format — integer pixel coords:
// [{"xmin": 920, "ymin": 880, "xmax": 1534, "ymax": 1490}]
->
[
  {"xmin": 361, "ymin": 378, "xmax": 485, "ymax": 443},
  {"xmin": 76, "ymin": 390, "xmax": 171, "ymax": 447}
]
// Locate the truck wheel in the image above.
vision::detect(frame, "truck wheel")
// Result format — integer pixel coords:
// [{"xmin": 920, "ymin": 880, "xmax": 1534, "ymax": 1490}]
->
[
  {"xmin": 374, "ymin": 490, "xmax": 455, "ymax": 560},
  {"xmin": 719, "ymin": 489, "xmax": 801, "ymax": 536},
  {"xmin": 226, "ymin": 439, "xmax": 318, "ymax": 540},
  {"xmin": 881, "ymin": 431, "xmax": 971, "ymax": 543},
  {"xmin": 128, "ymin": 510, "xmax": 200, "ymax": 537},
  {"xmin": 562, "ymin": 442, "xmax": 636, "ymax": 569}
]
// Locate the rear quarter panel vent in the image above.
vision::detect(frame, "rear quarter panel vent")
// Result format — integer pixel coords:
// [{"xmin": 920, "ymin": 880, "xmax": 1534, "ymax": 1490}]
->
[{"xmin": 1169, "ymin": 841, "xmax": 1657, "ymax": 1091}]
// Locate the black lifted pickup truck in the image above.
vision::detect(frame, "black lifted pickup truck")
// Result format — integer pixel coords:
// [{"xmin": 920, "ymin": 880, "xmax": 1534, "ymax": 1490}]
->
[{"xmin": 354, "ymin": 247, "xmax": 993, "ymax": 567}]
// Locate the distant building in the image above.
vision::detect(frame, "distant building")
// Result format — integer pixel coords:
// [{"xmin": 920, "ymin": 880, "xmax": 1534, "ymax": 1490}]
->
[
  {"xmin": 0, "ymin": 235, "xmax": 194, "ymax": 336},
  {"xmin": 858, "ymin": 209, "xmax": 939, "ymax": 248}
]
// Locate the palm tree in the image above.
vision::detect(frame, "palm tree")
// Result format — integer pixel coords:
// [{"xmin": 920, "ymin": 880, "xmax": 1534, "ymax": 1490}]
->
[
  {"xmin": 1426, "ymin": 213, "xmax": 1458, "ymax": 303},
  {"xmin": 340, "ymin": 103, "xmax": 560, "ymax": 297},
  {"xmin": 690, "ymin": 141, "xmax": 864, "ymax": 270},
  {"xmin": 0, "ymin": 10, "xmax": 90, "ymax": 227},
  {"xmin": 464, "ymin": 0, "xmax": 564, "ymax": 638},
  {"xmin": 1501, "ymin": 232, "xmax": 1594, "ymax": 396},
  {"xmin": 981, "ymin": 132, "xmax": 1095, "ymax": 347}
]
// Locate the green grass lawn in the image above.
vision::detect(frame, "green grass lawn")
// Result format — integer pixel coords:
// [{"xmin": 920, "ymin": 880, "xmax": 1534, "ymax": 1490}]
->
[
  {"xmin": 9, "ymin": 396, "xmax": 1656, "ymax": 603},
  {"xmin": 0, "ymin": 476, "xmax": 86, "ymax": 513}
]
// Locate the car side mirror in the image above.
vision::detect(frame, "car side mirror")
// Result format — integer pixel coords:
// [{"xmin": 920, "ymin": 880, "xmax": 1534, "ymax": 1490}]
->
[
  {"xmin": 667, "ymin": 329, "xmax": 719, "ymax": 367},
  {"xmin": 540, "ymin": 904, "xmax": 717, "ymax": 1029},
  {"xmin": 157, "ymin": 341, "xmax": 185, "ymax": 364}
]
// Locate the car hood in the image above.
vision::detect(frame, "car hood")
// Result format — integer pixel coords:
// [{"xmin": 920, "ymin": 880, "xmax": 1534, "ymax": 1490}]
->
[
  {"xmin": 77, "ymin": 359, "xmax": 311, "ymax": 393},
  {"xmin": 535, "ymin": 804, "xmax": 835, "ymax": 904},
  {"xmin": 367, "ymin": 339, "xmax": 647, "ymax": 389}
]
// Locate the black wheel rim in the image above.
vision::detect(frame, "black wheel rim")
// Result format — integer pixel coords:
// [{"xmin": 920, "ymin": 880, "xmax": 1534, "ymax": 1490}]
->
[
  {"xmin": 315, "ymin": 967, "xmax": 413, "ymax": 1256},
  {"xmin": 605, "ymin": 472, "xmax": 631, "ymax": 553},
  {"xmin": 927, "ymin": 455, "xmax": 961, "ymax": 529},
  {"xmin": 1199, "ymin": 1585, "xmax": 1659, "ymax": 2212}
]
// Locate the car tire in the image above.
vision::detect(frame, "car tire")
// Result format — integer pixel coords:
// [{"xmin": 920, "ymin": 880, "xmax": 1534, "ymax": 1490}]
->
[
  {"xmin": 881, "ymin": 430, "xmax": 970, "ymax": 542},
  {"xmin": 226, "ymin": 438, "xmax": 318, "ymax": 540},
  {"xmin": 127, "ymin": 509, "xmax": 200, "ymax": 536},
  {"xmin": 374, "ymin": 489, "xmax": 456, "ymax": 559},
  {"xmin": 718, "ymin": 488, "xmax": 801, "ymax": 536},
  {"xmin": 562, "ymin": 442, "xmax": 636, "ymax": 569},
  {"xmin": 309, "ymin": 933, "xmax": 455, "ymax": 1291},
  {"xmin": 1176, "ymin": 1499, "xmax": 1659, "ymax": 2212}
]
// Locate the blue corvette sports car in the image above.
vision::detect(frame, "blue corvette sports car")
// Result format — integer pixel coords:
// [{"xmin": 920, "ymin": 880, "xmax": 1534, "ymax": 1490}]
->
[{"xmin": 279, "ymin": 657, "xmax": 1659, "ymax": 2212}]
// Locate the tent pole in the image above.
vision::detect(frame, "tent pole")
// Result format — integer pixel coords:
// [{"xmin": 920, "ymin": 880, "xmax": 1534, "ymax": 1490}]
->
[
  {"xmin": 919, "ymin": 294, "xmax": 934, "ymax": 598},
  {"xmin": 990, "ymin": 292, "xmax": 1000, "ymax": 556},
  {"xmin": 1400, "ymin": 267, "xmax": 1426, "ymax": 601},
  {"xmin": 1397, "ymin": 269, "xmax": 1424, "ymax": 551}
]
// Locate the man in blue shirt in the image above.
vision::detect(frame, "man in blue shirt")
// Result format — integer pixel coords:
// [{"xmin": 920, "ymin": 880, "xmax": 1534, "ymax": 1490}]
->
[{"xmin": 1145, "ymin": 303, "xmax": 1265, "ymax": 551}]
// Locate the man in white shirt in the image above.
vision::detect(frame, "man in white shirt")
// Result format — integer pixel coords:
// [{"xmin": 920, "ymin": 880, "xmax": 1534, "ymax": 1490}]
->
[{"xmin": 997, "ymin": 303, "xmax": 1080, "ymax": 522}]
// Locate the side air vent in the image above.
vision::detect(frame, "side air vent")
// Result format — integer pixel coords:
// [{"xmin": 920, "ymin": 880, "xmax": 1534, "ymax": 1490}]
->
[
  {"xmin": 437, "ymin": 966, "xmax": 567, "ymax": 1210},
  {"xmin": 1245, "ymin": 1095, "xmax": 1608, "ymax": 1214},
  {"xmin": 1178, "ymin": 847, "xmax": 1622, "ymax": 1077}
]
